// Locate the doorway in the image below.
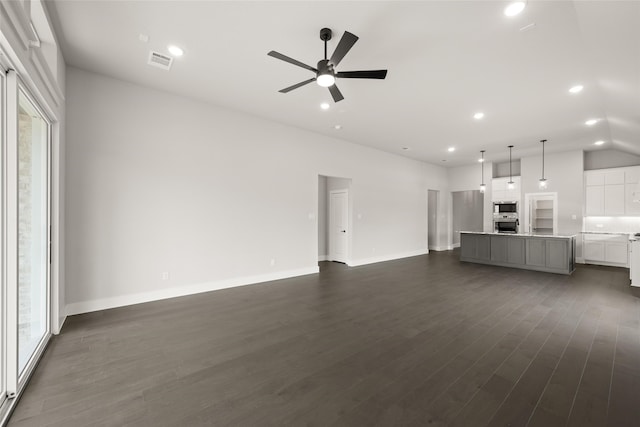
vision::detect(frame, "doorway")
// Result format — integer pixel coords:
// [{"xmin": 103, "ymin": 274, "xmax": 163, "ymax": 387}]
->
[
  {"xmin": 428, "ymin": 190, "xmax": 439, "ymax": 250},
  {"xmin": 1, "ymin": 70, "xmax": 52, "ymax": 415},
  {"xmin": 524, "ymin": 192, "xmax": 558, "ymax": 235},
  {"xmin": 318, "ymin": 175, "xmax": 351, "ymax": 264}
]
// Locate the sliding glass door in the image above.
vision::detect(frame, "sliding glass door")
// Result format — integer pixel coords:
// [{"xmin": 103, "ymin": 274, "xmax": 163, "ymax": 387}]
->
[
  {"xmin": 1, "ymin": 62, "xmax": 6, "ymax": 411},
  {"xmin": 17, "ymin": 89, "xmax": 50, "ymax": 376},
  {"xmin": 0, "ymin": 67, "xmax": 51, "ymax": 419}
]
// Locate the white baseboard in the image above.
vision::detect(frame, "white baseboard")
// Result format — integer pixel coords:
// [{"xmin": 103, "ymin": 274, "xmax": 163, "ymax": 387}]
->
[
  {"xmin": 318, "ymin": 255, "xmax": 329, "ymax": 261},
  {"xmin": 582, "ymin": 260, "xmax": 629, "ymax": 269},
  {"xmin": 452, "ymin": 243, "xmax": 460, "ymax": 249},
  {"xmin": 347, "ymin": 249, "xmax": 428, "ymax": 267},
  {"xmin": 576, "ymin": 257, "xmax": 585, "ymax": 264},
  {"xmin": 65, "ymin": 266, "xmax": 320, "ymax": 316},
  {"xmin": 54, "ymin": 315, "xmax": 67, "ymax": 335},
  {"xmin": 429, "ymin": 246, "xmax": 453, "ymax": 252}
]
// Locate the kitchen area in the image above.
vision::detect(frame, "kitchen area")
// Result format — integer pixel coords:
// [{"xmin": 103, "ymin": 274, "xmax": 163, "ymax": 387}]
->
[{"xmin": 456, "ymin": 151, "xmax": 640, "ymax": 283}]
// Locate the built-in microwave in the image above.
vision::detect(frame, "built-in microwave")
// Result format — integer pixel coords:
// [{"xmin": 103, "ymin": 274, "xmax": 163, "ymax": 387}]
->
[{"xmin": 493, "ymin": 201, "xmax": 518, "ymax": 214}]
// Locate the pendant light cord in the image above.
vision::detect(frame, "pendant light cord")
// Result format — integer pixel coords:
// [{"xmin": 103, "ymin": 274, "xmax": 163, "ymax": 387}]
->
[
  {"xmin": 541, "ymin": 140, "xmax": 545, "ymax": 179},
  {"xmin": 481, "ymin": 150, "xmax": 485, "ymax": 185},
  {"xmin": 508, "ymin": 145, "xmax": 513, "ymax": 182}
]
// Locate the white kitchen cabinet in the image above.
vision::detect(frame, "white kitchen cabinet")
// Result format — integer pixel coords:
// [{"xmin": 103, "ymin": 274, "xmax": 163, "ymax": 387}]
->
[
  {"xmin": 605, "ymin": 170, "xmax": 625, "ymax": 185},
  {"xmin": 626, "ymin": 184, "xmax": 640, "ymax": 215},
  {"xmin": 585, "ymin": 185, "xmax": 604, "ymax": 216},
  {"xmin": 584, "ymin": 241, "xmax": 605, "ymax": 260},
  {"xmin": 604, "ymin": 184, "xmax": 625, "ymax": 215},
  {"xmin": 626, "ymin": 167, "xmax": 640, "ymax": 184},
  {"xmin": 586, "ymin": 172, "xmax": 605, "ymax": 186},
  {"xmin": 583, "ymin": 233, "xmax": 629, "ymax": 267},
  {"xmin": 606, "ymin": 243, "xmax": 628, "ymax": 264},
  {"xmin": 584, "ymin": 166, "xmax": 640, "ymax": 216}
]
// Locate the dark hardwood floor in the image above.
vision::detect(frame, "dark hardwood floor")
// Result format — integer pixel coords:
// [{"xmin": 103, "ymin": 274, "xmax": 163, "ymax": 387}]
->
[{"xmin": 8, "ymin": 250, "xmax": 640, "ymax": 426}]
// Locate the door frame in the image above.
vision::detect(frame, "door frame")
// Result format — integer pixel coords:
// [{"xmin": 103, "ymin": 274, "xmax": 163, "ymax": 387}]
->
[
  {"xmin": 523, "ymin": 192, "xmax": 558, "ymax": 234},
  {"xmin": 329, "ymin": 189, "xmax": 349, "ymax": 263},
  {"xmin": 427, "ymin": 189, "xmax": 439, "ymax": 251}
]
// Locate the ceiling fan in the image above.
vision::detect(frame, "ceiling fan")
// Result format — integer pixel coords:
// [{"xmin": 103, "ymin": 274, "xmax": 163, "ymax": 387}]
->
[{"xmin": 268, "ymin": 28, "xmax": 388, "ymax": 103}]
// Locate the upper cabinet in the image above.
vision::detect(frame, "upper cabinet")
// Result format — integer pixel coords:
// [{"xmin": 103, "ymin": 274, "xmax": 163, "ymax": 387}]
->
[
  {"xmin": 585, "ymin": 166, "xmax": 640, "ymax": 216},
  {"xmin": 492, "ymin": 176, "xmax": 521, "ymax": 202}
]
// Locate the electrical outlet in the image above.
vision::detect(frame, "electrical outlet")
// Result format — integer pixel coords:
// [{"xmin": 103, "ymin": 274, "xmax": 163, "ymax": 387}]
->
[
  {"xmin": 161, "ymin": 272, "xmax": 169, "ymax": 280},
  {"xmin": 270, "ymin": 258, "xmax": 276, "ymax": 266}
]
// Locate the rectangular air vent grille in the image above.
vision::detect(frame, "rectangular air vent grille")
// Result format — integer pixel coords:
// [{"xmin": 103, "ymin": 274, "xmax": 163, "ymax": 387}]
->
[{"xmin": 148, "ymin": 51, "xmax": 173, "ymax": 70}]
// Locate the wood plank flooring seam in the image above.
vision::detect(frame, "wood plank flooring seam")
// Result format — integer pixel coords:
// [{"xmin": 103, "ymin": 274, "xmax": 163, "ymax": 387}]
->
[
  {"xmin": 564, "ymin": 313, "xmax": 609, "ymax": 425},
  {"xmin": 472, "ymin": 282, "xmax": 588, "ymax": 426},
  {"xmin": 523, "ymin": 299, "xmax": 595, "ymax": 427}
]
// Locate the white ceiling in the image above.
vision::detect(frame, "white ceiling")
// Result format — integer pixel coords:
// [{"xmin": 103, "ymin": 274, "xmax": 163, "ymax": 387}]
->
[{"xmin": 48, "ymin": 0, "xmax": 640, "ymax": 167}]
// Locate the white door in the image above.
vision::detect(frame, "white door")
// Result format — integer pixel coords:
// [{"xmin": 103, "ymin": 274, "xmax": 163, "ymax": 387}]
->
[{"xmin": 329, "ymin": 190, "xmax": 348, "ymax": 263}]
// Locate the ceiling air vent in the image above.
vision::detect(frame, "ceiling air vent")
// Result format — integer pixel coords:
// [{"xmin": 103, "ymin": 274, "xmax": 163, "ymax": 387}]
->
[{"xmin": 148, "ymin": 51, "xmax": 173, "ymax": 70}]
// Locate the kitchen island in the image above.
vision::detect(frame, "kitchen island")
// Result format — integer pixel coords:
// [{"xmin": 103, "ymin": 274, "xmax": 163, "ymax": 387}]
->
[{"xmin": 460, "ymin": 231, "xmax": 576, "ymax": 275}]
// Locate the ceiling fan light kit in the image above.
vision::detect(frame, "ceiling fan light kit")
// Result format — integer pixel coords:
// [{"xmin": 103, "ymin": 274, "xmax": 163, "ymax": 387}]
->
[{"xmin": 268, "ymin": 27, "xmax": 388, "ymax": 102}]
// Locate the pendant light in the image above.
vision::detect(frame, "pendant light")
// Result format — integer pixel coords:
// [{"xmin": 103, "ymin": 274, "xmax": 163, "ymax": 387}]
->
[
  {"xmin": 479, "ymin": 150, "xmax": 486, "ymax": 193},
  {"xmin": 539, "ymin": 139, "xmax": 548, "ymax": 189},
  {"xmin": 507, "ymin": 145, "xmax": 515, "ymax": 190}
]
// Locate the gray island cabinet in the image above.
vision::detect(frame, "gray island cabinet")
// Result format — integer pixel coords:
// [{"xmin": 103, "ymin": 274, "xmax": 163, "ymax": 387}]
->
[{"xmin": 460, "ymin": 232, "xmax": 576, "ymax": 275}]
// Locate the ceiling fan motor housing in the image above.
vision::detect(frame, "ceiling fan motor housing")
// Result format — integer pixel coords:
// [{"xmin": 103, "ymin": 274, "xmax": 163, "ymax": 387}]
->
[{"xmin": 317, "ymin": 59, "xmax": 334, "ymax": 77}]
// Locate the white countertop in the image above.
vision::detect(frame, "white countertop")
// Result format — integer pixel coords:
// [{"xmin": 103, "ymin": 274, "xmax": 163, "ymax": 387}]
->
[
  {"xmin": 581, "ymin": 231, "xmax": 632, "ymax": 235},
  {"xmin": 460, "ymin": 231, "xmax": 576, "ymax": 239},
  {"xmin": 581, "ymin": 231, "xmax": 639, "ymax": 241}
]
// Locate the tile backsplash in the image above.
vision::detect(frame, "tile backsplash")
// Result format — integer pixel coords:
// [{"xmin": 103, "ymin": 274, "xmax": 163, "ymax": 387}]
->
[{"xmin": 584, "ymin": 216, "xmax": 640, "ymax": 233}]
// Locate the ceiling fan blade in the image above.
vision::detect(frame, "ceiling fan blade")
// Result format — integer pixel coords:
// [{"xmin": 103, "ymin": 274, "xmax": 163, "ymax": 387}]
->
[
  {"xmin": 268, "ymin": 51, "xmax": 318, "ymax": 72},
  {"xmin": 336, "ymin": 70, "xmax": 388, "ymax": 79},
  {"xmin": 279, "ymin": 78, "xmax": 316, "ymax": 93},
  {"xmin": 328, "ymin": 31, "xmax": 359, "ymax": 67},
  {"xmin": 328, "ymin": 84, "xmax": 344, "ymax": 103}
]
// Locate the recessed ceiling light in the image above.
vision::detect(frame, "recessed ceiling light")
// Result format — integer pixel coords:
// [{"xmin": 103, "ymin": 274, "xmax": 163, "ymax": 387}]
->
[
  {"xmin": 585, "ymin": 119, "xmax": 598, "ymax": 126},
  {"xmin": 334, "ymin": 124, "xmax": 342, "ymax": 130},
  {"xmin": 320, "ymin": 103, "xmax": 330, "ymax": 110},
  {"xmin": 569, "ymin": 85, "xmax": 584, "ymax": 94},
  {"xmin": 167, "ymin": 45, "xmax": 184, "ymax": 57},
  {"xmin": 594, "ymin": 140, "xmax": 605, "ymax": 146},
  {"xmin": 504, "ymin": 2, "xmax": 526, "ymax": 17},
  {"xmin": 473, "ymin": 112, "xmax": 484, "ymax": 120},
  {"xmin": 448, "ymin": 147, "xmax": 455, "ymax": 152},
  {"xmin": 402, "ymin": 147, "xmax": 410, "ymax": 151}
]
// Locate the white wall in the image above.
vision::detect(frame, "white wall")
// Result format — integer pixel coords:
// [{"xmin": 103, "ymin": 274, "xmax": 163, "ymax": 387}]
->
[
  {"xmin": 521, "ymin": 150, "xmax": 584, "ymax": 257},
  {"xmin": 584, "ymin": 149, "xmax": 640, "ymax": 170},
  {"xmin": 65, "ymin": 67, "xmax": 449, "ymax": 313},
  {"xmin": 584, "ymin": 217, "xmax": 640, "ymax": 233}
]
